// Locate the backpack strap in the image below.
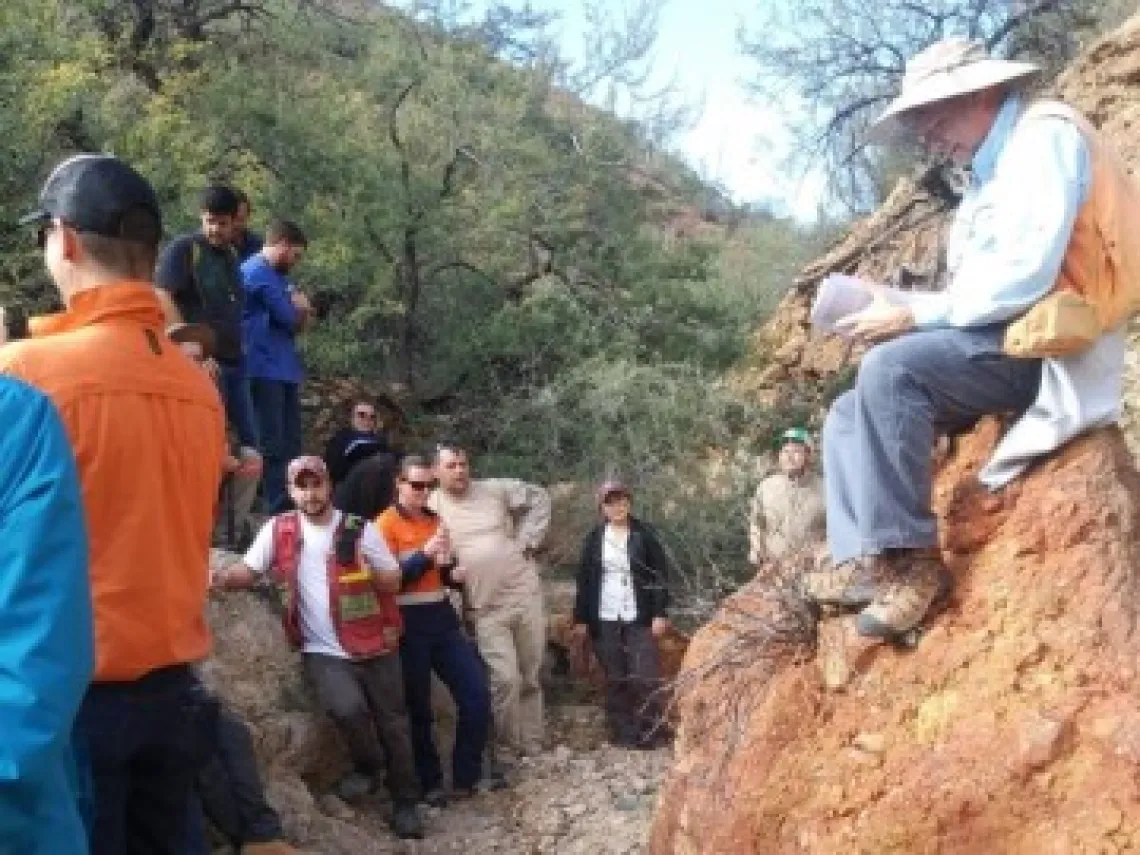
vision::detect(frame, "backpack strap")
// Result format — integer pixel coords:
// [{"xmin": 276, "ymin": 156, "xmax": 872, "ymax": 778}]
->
[
  {"xmin": 271, "ymin": 512, "xmax": 303, "ymax": 583},
  {"xmin": 334, "ymin": 514, "xmax": 366, "ymax": 565}
]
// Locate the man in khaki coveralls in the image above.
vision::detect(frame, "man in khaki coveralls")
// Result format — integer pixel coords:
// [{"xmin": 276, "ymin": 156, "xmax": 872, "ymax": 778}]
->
[{"xmin": 431, "ymin": 442, "xmax": 551, "ymax": 758}]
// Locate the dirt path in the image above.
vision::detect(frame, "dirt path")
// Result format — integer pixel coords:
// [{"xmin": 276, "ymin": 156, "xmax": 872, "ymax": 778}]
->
[{"xmin": 276, "ymin": 703, "xmax": 670, "ymax": 854}]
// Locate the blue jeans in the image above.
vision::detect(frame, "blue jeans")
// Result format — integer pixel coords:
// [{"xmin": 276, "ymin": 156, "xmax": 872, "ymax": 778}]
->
[
  {"xmin": 218, "ymin": 362, "xmax": 258, "ymax": 450},
  {"xmin": 249, "ymin": 379, "xmax": 301, "ymax": 513},
  {"xmin": 823, "ymin": 326, "xmax": 1041, "ymax": 563},
  {"xmin": 74, "ymin": 665, "xmax": 217, "ymax": 855},
  {"xmin": 400, "ymin": 602, "xmax": 491, "ymax": 790}
]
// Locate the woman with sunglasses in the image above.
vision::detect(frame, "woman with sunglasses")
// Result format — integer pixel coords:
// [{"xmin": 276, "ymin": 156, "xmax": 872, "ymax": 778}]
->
[
  {"xmin": 572, "ymin": 481, "xmax": 673, "ymax": 749},
  {"xmin": 377, "ymin": 455, "xmax": 493, "ymax": 804}
]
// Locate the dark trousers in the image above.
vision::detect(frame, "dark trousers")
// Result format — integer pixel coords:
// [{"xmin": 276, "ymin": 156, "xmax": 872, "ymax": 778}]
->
[
  {"xmin": 303, "ymin": 653, "xmax": 420, "ymax": 803},
  {"xmin": 219, "ymin": 362, "xmax": 259, "ymax": 450},
  {"xmin": 400, "ymin": 601, "xmax": 492, "ymax": 790},
  {"xmin": 186, "ymin": 704, "xmax": 283, "ymax": 852},
  {"xmin": 823, "ymin": 327, "xmax": 1041, "ymax": 563},
  {"xmin": 74, "ymin": 665, "xmax": 216, "ymax": 855},
  {"xmin": 594, "ymin": 622, "xmax": 663, "ymax": 745},
  {"xmin": 249, "ymin": 378, "xmax": 301, "ymax": 513}
]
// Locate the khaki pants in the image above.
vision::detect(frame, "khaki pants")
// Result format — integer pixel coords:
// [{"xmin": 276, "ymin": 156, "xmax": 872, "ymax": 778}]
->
[{"xmin": 474, "ymin": 593, "xmax": 545, "ymax": 755}]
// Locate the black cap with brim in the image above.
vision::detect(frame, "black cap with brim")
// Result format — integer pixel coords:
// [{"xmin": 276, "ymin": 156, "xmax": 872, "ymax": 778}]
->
[{"xmin": 19, "ymin": 154, "xmax": 162, "ymax": 245}]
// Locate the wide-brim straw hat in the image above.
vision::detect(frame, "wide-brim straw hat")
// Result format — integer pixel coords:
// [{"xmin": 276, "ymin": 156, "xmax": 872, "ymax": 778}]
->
[{"xmin": 872, "ymin": 38, "xmax": 1039, "ymax": 138}]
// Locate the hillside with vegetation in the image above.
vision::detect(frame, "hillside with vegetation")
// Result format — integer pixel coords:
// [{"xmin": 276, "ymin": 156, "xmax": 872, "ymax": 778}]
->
[{"xmin": 1, "ymin": 0, "xmax": 830, "ymax": 604}]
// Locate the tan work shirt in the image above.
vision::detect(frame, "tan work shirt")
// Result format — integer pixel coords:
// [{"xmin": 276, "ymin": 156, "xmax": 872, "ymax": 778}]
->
[
  {"xmin": 748, "ymin": 470, "xmax": 825, "ymax": 564},
  {"xmin": 429, "ymin": 479, "xmax": 551, "ymax": 611}
]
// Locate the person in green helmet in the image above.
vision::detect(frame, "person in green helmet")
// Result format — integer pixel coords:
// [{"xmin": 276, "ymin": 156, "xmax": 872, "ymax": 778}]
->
[{"xmin": 747, "ymin": 427, "xmax": 826, "ymax": 573}]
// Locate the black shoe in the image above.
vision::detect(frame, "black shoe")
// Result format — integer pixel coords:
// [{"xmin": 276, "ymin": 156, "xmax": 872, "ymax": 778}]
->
[
  {"xmin": 390, "ymin": 802, "xmax": 424, "ymax": 840},
  {"xmin": 421, "ymin": 787, "xmax": 448, "ymax": 808}
]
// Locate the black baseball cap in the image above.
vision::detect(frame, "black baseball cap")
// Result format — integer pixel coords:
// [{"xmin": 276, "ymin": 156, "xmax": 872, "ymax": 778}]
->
[{"xmin": 19, "ymin": 154, "xmax": 162, "ymax": 245}]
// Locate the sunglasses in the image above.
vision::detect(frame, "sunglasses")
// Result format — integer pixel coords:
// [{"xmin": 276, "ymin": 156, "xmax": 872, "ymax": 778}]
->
[{"xmin": 402, "ymin": 480, "xmax": 435, "ymax": 491}]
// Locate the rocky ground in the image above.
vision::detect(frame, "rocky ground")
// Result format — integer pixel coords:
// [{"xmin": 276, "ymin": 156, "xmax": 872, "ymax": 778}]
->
[
  {"xmin": 203, "ymin": 560, "xmax": 674, "ymax": 855},
  {"xmin": 252, "ymin": 703, "xmax": 671, "ymax": 855},
  {"xmin": 652, "ymin": 422, "xmax": 1140, "ymax": 853}
]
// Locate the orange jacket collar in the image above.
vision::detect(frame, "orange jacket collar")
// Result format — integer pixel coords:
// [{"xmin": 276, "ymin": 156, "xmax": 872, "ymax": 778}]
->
[{"xmin": 32, "ymin": 282, "xmax": 164, "ymax": 338}]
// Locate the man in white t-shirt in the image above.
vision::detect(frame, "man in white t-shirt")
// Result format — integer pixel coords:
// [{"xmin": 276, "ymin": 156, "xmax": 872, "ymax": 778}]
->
[{"xmin": 215, "ymin": 456, "xmax": 424, "ymax": 840}]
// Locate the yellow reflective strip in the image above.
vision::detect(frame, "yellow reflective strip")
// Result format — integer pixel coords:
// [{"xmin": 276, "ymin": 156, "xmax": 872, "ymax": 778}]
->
[{"xmin": 339, "ymin": 570, "xmax": 372, "ymax": 584}]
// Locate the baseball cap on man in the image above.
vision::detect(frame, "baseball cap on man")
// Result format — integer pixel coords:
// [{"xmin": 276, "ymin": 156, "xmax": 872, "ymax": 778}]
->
[
  {"xmin": 287, "ymin": 456, "xmax": 329, "ymax": 485},
  {"xmin": 777, "ymin": 427, "xmax": 813, "ymax": 449},
  {"xmin": 19, "ymin": 154, "xmax": 162, "ymax": 245}
]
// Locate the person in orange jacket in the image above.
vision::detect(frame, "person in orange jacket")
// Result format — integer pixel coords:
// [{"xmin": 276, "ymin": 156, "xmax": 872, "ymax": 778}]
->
[{"xmin": 7, "ymin": 154, "xmax": 227, "ymax": 854}]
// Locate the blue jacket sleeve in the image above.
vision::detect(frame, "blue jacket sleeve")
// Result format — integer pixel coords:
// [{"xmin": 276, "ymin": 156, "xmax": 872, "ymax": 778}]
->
[
  {"xmin": 400, "ymin": 551, "xmax": 433, "ymax": 584},
  {"xmin": 0, "ymin": 381, "xmax": 93, "ymax": 788},
  {"xmin": 243, "ymin": 264, "xmax": 299, "ymax": 331}
]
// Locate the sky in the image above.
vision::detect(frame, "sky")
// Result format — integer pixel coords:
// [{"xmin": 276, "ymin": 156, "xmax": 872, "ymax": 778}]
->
[
  {"xmin": 412, "ymin": 0, "xmax": 827, "ymax": 220},
  {"xmin": 572, "ymin": 0, "xmax": 826, "ymax": 220}
]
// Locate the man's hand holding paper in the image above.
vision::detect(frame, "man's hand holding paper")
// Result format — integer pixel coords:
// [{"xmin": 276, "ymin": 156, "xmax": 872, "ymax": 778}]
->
[
  {"xmin": 811, "ymin": 273, "xmax": 919, "ymax": 343},
  {"xmin": 834, "ymin": 297, "xmax": 916, "ymax": 343}
]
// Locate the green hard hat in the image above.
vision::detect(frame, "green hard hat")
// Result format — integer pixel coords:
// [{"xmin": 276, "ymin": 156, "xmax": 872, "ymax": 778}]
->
[{"xmin": 777, "ymin": 426, "xmax": 812, "ymax": 448}]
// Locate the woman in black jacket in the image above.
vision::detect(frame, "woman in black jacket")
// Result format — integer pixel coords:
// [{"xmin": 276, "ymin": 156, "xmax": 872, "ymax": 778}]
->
[{"xmin": 573, "ymin": 480, "xmax": 672, "ymax": 749}]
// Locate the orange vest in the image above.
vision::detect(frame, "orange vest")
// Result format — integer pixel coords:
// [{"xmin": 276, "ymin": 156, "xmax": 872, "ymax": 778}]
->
[
  {"xmin": 1026, "ymin": 100, "xmax": 1140, "ymax": 331},
  {"xmin": 0, "ymin": 283, "xmax": 226, "ymax": 681}
]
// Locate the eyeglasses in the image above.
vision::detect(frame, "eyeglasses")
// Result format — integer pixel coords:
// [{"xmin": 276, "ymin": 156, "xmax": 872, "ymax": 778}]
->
[
  {"xmin": 402, "ymin": 480, "xmax": 435, "ymax": 491},
  {"xmin": 354, "ymin": 411, "xmax": 377, "ymax": 421}
]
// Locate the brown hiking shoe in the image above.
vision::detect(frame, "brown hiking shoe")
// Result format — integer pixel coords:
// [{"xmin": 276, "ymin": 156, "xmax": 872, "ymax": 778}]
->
[
  {"xmin": 800, "ymin": 556, "xmax": 890, "ymax": 609},
  {"xmin": 856, "ymin": 550, "xmax": 953, "ymax": 639}
]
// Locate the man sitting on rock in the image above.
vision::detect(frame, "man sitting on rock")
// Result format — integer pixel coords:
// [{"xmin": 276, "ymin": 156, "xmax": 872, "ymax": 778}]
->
[
  {"xmin": 801, "ymin": 38, "xmax": 1129, "ymax": 640},
  {"xmin": 748, "ymin": 426, "xmax": 826, "ymax": 573},
  {"xmin": 214, "ymin": 456, "xmax": 425, "ymax": 840}
]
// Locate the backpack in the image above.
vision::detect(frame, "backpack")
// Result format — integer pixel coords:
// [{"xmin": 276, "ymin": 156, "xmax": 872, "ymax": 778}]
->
[{"xmin": 1004, "ymin": 101, "xmax": 1140, "ymax": 357}]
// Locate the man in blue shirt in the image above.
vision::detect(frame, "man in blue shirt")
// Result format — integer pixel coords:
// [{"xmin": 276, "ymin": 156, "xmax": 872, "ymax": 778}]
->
[
  {"xmin": 242, "ymin": 219, "xmax": 311, "ymax": 512},
  {"xmin": 0, "ymin": 377, "xmax": 93, "ymax": 854},
  {"xmin": 801, "ymin": 38, "xmax": 1125, "ymax": 640}
]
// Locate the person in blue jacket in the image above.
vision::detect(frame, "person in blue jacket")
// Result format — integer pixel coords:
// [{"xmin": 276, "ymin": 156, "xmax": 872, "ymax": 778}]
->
[
  {"xmin": 241, "ymin": 219, "xmax": 311, "ymax": 513},
  {"xmin": 0, "ymin": 376, "xmax": 94, "ymax": 854}
]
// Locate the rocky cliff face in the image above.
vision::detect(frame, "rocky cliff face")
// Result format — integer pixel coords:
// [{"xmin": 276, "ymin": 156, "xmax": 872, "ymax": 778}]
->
[{"xmin": 651, "ymin": 423, "xmax": 1140, "ymax": 853}]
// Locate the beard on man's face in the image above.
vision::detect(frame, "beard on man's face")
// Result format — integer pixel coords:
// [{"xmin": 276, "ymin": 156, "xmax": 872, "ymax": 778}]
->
[{"xmin": 297, "ymin": 497, "xmax": 330, "ymax": 517}]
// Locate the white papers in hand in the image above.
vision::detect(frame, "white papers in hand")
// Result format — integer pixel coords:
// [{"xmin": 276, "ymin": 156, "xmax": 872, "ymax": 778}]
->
[
  {"xmin": 810, "ymin": 274, "xmax": 875, "ymax": 335},
  {"xmin": 810, "ymin": 273, "xmax": 930, "ymax": 336}
]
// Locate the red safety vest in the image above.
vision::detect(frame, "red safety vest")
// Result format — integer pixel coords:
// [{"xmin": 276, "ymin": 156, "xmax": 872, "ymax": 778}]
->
[{"xmin": 269, "ymin": 512, "xmax": 402, "ymax": 657}]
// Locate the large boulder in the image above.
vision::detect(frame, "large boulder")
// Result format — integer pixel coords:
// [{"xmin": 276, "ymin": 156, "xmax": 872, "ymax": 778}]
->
[{"xmin": 651, "ymin": 422, "xmax": 1140, "ymax": 853}]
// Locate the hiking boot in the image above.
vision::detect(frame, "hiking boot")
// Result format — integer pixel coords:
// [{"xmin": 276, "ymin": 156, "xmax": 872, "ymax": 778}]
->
[
  {"xmin": 421, "ymin": 786, "xmax": 448, "ymax": 808},
  {"xmin": 856, "ymin": 550, "xmax": 953, "ymax": 639},
  {"xmin": 334, "ymin": 772, "xmax": 372, "ymax": 802},
  {"xmin": 799, "ymin": 556, "xmax": 889, "ymax": 609},
  {"xmin": 390, "ymin": 801, "xmax": 425, "ymax": 840}
]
